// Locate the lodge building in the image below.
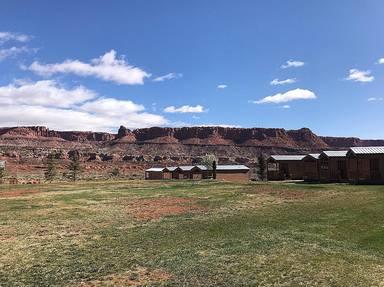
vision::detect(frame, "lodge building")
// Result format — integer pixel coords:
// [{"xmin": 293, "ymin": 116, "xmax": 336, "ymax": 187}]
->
[
  {"xmin": 267, "ymin": 146, "xmax": 384, "ymax": 184},
  {"xmin": 346, "ymin": 147, "xmax": 384, "ymax": 184},
  {"xmin": 319, "ymin": 150, "xmax": 348, "ymax": 182},
  {"xmin": 267, "ymin": 155, "xmax": 305, "ymax": 180},
  {"xmin": 302, "ymin": 153, "xmax": 320, "ymax": 181}
]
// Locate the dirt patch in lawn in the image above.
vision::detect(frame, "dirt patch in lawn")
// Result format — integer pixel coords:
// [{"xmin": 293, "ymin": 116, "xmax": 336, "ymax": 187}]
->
[
  {"xmin": 242, "ymin": 186, "xmax": 318, "ymax": 201},
  {"xmin": 0, "ymin": 189, "xmax": 41, "ymax": 198},
  {"xmin": 126, "ymin": 197, "xmax": 204, "ymax": 221},
  {"xmin": 73, "ymin": 267, "xmax": 171, "ymax": 287}
]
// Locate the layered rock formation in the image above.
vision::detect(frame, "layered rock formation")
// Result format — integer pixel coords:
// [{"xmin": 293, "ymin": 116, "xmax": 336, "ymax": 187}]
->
[{"xmin": 0, "ymin": 125, "xmax": 383, "ymax": 179}]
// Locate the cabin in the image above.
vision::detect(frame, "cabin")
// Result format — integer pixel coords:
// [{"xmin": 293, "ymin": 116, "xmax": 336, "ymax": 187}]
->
[
  {"xmin": 346, "ymin": 147, "xmax": 384, "ymax": 184},
  {"xmin": 267, "ymin": 155, "xmax": 306, "ymax": 180},
  {"xmin": 145, "ymin": 167, "xmax": 169, "ymax": 180},
  {"xmin": 172, "ymin": 165, "xmax": 208, "ymax": 180},
  {"xmin": 319, "ymin": 150, "xmax": 348, "ymax": 182},
  {"xmin": 302, "ymin": 153, "xmax": 320, "ymax": 181},
  {"xmin": 215, "ymin": 165, "xmax": 250, "ymax": 181}
]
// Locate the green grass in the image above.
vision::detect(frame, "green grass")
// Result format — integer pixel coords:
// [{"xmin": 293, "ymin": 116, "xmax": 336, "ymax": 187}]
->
[{"xmin": 1, "ymin": 180, "xmax": 384, "ymax": 286}]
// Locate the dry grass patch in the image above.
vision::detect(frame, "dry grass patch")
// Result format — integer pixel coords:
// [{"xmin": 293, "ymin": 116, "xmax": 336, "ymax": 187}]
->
[
  {"xmin": 0, "ymin": 188, "xmax": 41, "ymax": 198},
  {"xmin": 125, "ymin": 197, "xmax": 205, "ymax": 221},
  {"xmin": 72, "ymin": 267, "xmax": 171, "ymax": 287}
]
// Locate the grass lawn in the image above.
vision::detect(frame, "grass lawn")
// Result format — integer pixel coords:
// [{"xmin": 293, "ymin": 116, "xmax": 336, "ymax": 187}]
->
[{"xmin": 1, "ymin": 180, "xmax": 384, "ymax": 286}]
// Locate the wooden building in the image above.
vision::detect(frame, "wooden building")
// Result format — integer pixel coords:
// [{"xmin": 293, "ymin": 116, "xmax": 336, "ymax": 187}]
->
[
  {"xmin": 215, "ymin": 165, "xmax": 250, "ymax": 181},
  {"xmin": 346, "ymin": 147, "xmax": 384, "ymax": 184},
  {"xmin": 319, "ymin": 150, "xmax": 348, "ymax": 182},
  {"xmin": 145, "ymin": 164, "xmax": 250, "ymax": 181},
  {"xmin": 267, "ymin": 155, "xmax": 306, "ymax": 180},
  {"xmin": 145, "ymin": 167, "xmax": 169, "ymax": 180},
  {"xmin": 302, "ymin": 153, "xmax": 320, "ymax": 181},
  {"xmin": 175, "ymin": 165, "xmax": 207, "ymax": 180}
]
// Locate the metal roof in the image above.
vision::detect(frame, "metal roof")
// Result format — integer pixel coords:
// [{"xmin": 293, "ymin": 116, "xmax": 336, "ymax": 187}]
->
[
  {"xmin": 216, "ymin": 165, "xmax": 249, "ymax": 171},
  {"xmin": 145, "ymin": 167, "xmax": 167, "ymax": 172},
  {"xmin": 166, "ymin": 166, "xmax": 178, "ymax": 171},
  {"xmin": 270, "ymin": 155, "xmax": 306, "ymax": 161},
  {"xmin": 305, "ymin": 153, "xmax": 321, "ymax": 160},
  {"xmin": 321, "ymin": 150, "xmax": 348, "ymax": 158},
  {"xmin": 178, "ymin": 165, "xmax": 207, "ymax": 171},
  {"xmin": 349, "ymin": 146, "xmax": 384, "ymax": 155}
]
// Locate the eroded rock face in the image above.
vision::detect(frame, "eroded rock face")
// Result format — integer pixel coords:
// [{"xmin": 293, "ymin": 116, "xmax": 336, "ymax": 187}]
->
[{"xmin": 2, "ymin": 125, "xmax": 383, "ymax": 148}]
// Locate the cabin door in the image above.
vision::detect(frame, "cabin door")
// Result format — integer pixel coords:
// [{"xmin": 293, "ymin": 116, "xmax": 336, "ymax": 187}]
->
[
  {"xmin": 370, "ymin": 158, "xmax": 381, "ymax": 181},
  {"xmin": 337, "ymin": 160, "xmax": 347, "ymax": 180}
]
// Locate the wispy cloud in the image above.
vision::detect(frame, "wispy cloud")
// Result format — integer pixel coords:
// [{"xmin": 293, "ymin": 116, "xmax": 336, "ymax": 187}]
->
[
  {"xmin": 26, "ymin": 50, "xmax": 151, "ymax": 85},
  {"xmin": 0, "ymin": 80, "xmax": 167, "ymax": 131},
  {"xmin": 217, "ymin": 84, "xmax": 227, "ymax": 89},
  {"xmin": 251, "ymin": 88, "xmax": 316, "ymax": 104},
  {"xmin": 281, "ymin": 105, "xmax": 291, "ymax": 109},
  {"xmin": 153, "ymin": 72, "xmax": 182, "ymax": 82},
  {"xmin": 345, "ymin": 69, "xmax": 374, "ymax": 83},
  {"xmin": 281, "ymin": 60, "xmax": 305, "ymax": 69},
  {"xmin": 164, "ymin": 105, "xmax": 205, "ymax": 113},
  {"xmin": 0, "ymin": 46, "xmax": 35, "ymax": 61},
  {"xmin": 377, "ymin": 58, "xmax": 384, "ymax": 65},
  {"xmin": 0, "ymin": 32, "xmax": 31, "ymax": 44},
  {"xmin": 270, "ymin": 78, "xmax": 297, "ymax": 86},
  {"xmin": 368, "ymin": 97, "xmax": 383, "ymax": 102}
]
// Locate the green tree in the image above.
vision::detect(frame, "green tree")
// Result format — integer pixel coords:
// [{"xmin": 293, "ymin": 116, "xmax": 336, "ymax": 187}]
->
[
  {"xmin": 257, "ymin": 153, "xmax": 267, "ymax": 181},
  {"xmin": 200, "ymin": 154, "xmax": 218, "ymax": 170},
  {"xmin": 200, "ymin": 154, "xmax": 218, "ymax": 179},
  {"xmin": 44, "ymin": 152, "xmax": 57, "ymax": 182},
  {"xmin": 68, "ymin": 152, "xmax": 82, "ymax": 182}
]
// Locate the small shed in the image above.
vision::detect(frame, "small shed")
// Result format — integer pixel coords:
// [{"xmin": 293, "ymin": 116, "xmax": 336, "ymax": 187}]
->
[
  {"xmin": 267, "ymin": 155, "xmax": 306, "ymax": 180},
  {"xmin": 302, "ymin": 153, "xmax": 320, "ymax": 181},
  {"xmin": 145, "ymin": 167, "xmax": 169, "ymax": 180},
  {"xmin": 346, "ymin": 146, "xmax": 384, "ymax": 184},
  {"xmin": 215, "ymin": 165, "xmax": 250, "ymax": 181},
  {"xmin": 0, "ymin": 160, "xmax": 5, "ymax": 169},
  {"xmin": 319, "ymin": 150, "xmax": 348, "ymax": 182}
]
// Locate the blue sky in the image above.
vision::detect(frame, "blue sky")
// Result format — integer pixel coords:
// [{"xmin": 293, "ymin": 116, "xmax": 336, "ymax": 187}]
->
[{"xmin": 0, "ymin": 0, "xmax": 383, "ymax": 138}]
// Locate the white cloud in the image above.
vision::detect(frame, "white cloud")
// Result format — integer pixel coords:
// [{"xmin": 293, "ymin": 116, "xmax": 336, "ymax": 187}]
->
[
  {"xmin": 368, "ymin": 97, "xmax": 383, "ymax": 102},
  {"xmin": 0, "ymin": 46, "xmax": 36, "ymax": 62},
  {"xmin": 27, "ymin": 50, "xmax": 151, "ymax": 85},
  {"xmin": 270, "ymin": 78, "xmax": 297, "ymax": 86},
  {"xmin": 345, "ymin": 69, "xmax": 374, "ymax": 83},
  {"xmin": 281, "ymin": 60, "xmax": 305, "ymax": 69},
  {"xmin": 281, "ymin": 105, "xmax": 291, "ymax": 109},
  {"xmin": 217, "ymin": 84, "xmax": 227, "ymax": 89},
  {"xmin": 377, "ymin": 58, "xmax": 384, "ymax": 64},
  {"xmin": 0, "ymin": 32, "xmax": 31, "ymax": 44},
  {"xmin": 164, "ymin": 105, "xmax": 205, "ymax": 113},
  {"xmin": 153, "ymin": 73, "xmax": 182, "ymax": 82},
  {"xmin": 0, "ymin": 80, "xmax": 96, "ymax": 107},
  {"xmin": 0, "ymin": 80, "xmax": 168, "ymax": 131},
  {"xmin": 252, "ymin": 88, "xmax": 316, "ymax": 104},
  {"xmin": 80, "ymin": 98, "xmax": 144, "ymax": 116}
]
